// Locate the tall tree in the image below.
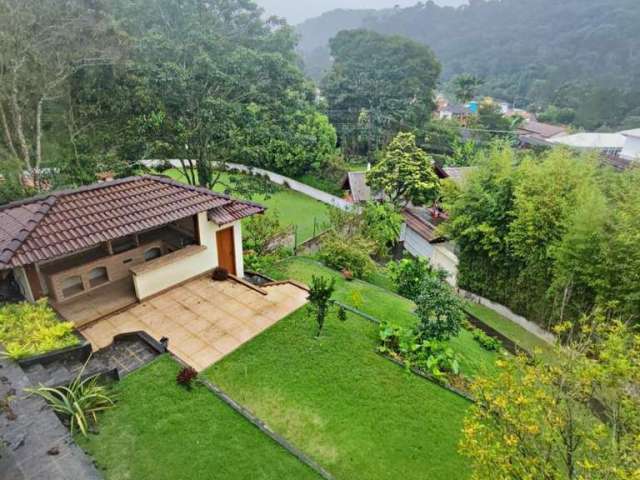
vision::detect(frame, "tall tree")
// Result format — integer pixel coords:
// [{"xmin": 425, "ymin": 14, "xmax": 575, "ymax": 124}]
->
[
  {"xmin": 461, "ymin": 312, "xmax": 640, "ymax": 479},
  {"xmin": 322, "ymin": 29, "xmax": 441, "ymax": 158},
  {"xmin": 451, "ymin": 74, "xmax": 483, "ymax": 104},
  {"xmin": 366, "ymin": 132, "xmax": 440, "ymax": 207},
  {"xmin": 0, "ymin": 0, "xmax": 120, "ymax": 187}
]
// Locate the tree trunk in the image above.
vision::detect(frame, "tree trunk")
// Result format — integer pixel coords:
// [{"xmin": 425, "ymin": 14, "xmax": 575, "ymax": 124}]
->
[
  {"xmin": 35, "ymin": 97, "xmax": 43, "ymax": 170},
  {"xmin": 0, "ymin": 101, "xmax": 18, "ymax": 158},
  {"xmin": 10, "ymin": 76, "xmax": 31, "ymax": 171}
]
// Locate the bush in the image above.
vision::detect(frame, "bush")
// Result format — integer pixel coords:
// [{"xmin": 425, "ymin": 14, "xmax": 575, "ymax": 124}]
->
[
  {"xmin": 471, "ymin": 329, "xmax": 503, "ymax": 351},
  {"xmin": 212, "ymin": 267, "xmax": 229, "ymax": 281},
  {"xmin": 0, "ymin": 300, "xmax": 78, "ymax": 359},
  {"xmin": 414, "ymin": 275, "xmax": 466, "ymax": 342},
  {"xmin": 318, "ymin": 234, "xmax": 375, "ymax": 279},
  {"xmin": 26, "ymin": 362, "xmax": 115, "ymax": 437},
  {"xmin": 378, "ymin": 322, "xmax": 461, "ymax": 382},
  {"xmin": 176, "ymin": 367, "xmax": 199, "ymax": 389},
  {"xmin": 388, "ymin": 257, "xmax": 448, "ymax": 301}
]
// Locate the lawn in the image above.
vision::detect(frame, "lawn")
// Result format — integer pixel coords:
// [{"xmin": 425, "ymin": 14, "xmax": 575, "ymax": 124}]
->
[
  {"xmin": 465, "ymin": 302, "xmax": 557, "ymax": 363},
  {"xmin": 77, "ymin": 356, "xmax": 319, "ymax": 480},
  {"xmin": 161, "ymin": 168, "xmax": 330, "ymax": 242},
  {"xmin": 265, "ymin": 256, "xmax": 499, "ymax": 377},
  {"xmin": 205, "ymin": 307, "xmax": 472, "ymax": 480}
]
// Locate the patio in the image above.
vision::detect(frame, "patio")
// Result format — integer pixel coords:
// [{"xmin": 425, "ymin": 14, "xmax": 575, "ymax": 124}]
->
[{"xmin": 79, "ymin": 276, "xmax": 308, "ymax": 371}]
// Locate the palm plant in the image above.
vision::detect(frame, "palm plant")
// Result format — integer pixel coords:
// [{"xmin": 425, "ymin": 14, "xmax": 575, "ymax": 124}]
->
[{"xmin": 26, "ymin": 361, "xmax": 115, "ymax": 436}]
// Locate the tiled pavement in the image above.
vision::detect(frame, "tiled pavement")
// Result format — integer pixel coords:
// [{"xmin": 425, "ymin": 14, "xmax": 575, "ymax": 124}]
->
[{"xmin": 80, "ymin": 278, "xmax": 308, "ymax": 371}]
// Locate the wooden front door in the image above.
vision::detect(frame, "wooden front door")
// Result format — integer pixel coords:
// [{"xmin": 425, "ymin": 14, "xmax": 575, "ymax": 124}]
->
[{"xmin": 216, "ymin": 227, "xmax": 236, "ymax": 275}]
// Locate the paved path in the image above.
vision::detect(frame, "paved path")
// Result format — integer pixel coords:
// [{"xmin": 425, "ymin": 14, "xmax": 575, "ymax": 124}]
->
[
  {"xmin": 0, "ymin": 354, "xmax": 102, "ymax": 480},
  {"xmin": 142, "ymin": 160, "xmax": 357, "ymax": 212}
]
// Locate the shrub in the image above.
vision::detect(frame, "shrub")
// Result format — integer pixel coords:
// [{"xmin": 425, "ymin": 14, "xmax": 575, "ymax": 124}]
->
[
  {"xmin": 176, "ymin": 367, "xmax": 199, "ymax": 388},
  {"xmin": 307, "ymin": 275, "xmax": 336, "ymax": 337},
  {"xmin": 471, "ymin": 329, "xmax": 503, "ymax": 351},
  {"xmin": 378, "ymin": 322, "xmax": 461, "ymax": 382},
  {"xmin": 318, "ymin": 234, "xmax": 375, "ymax": 279},
  {"xmin": 388, "ymin": 257, "xmax": 448, "ymax": 301},
  {"xmin": 212, "ymin": 267, "xmax": 229, "ymax": 281},
  {"xmin": 243, "ymin": 213, "xmax": 290, "ymax": 256},
  {"xmin": 414, "ymin": 275, "xmax": 466, "ymax": 342},
  {"xmin": 0, "ymin": 300, "xmax": 78, "ymax": 360},
  {"xmin": 26, "ymin": 362, "xmax": 115, "ymax": 437}
]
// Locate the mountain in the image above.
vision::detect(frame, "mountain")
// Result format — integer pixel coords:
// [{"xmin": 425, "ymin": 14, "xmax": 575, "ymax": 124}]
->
[
  {"xmin": 256, "ymin": 1, "xmax": 467, "ymax": 25},
  {"xmin": 297, "ymin": 0, "xmax": 640, "ymax": 130}
]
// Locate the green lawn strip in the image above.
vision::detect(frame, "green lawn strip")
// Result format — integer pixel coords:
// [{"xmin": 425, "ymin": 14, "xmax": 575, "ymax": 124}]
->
[
  {"xmin": 77, "ymin": 356, "xmax": 319, "ymax": 480},
  {"xmin": 161, "ymin": 168, "xmax": 330, "ymax": 242},
  {"xmin": 205, "ymin": 307, "xmax": 472, "ymax": 480},
  {"xmin": 464, "ymin": 303, "xmax": 557, "ymax": 363},
  {"xmin": 265, "ymin": 256, "xmax": 498, "ymax": 377}
]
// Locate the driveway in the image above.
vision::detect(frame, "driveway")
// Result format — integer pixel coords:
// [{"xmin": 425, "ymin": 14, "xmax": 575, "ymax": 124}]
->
[{"xmin": 80, "ymin": 276, "xmax": 308, "ymax": 371}]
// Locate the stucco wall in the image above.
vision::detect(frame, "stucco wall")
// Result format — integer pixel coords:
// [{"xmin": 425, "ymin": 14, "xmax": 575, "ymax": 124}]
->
[
  {"xmin": 132, "ymin": 212, "xmax": 243, "ymax": 300},
  {"xmin": 622, "ymin": 136, "xmax": 640, "ymax": 161}
]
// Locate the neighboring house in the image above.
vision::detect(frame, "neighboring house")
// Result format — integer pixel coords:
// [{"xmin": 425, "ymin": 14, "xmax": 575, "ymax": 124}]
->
[
  {"xmin": 0, "ymin": 175, "xmax": 264, "ymax": 326},
  {"xmin": 517, "ymin": 120, "xmax": 567, "ymax": 147},
  {"xmin": 550, "ymin": 132, "xmax": 627, "ymax": 156},
  {"xmin": 341, "ymin": 171, "xmax": 383, "ymax": 204},
  {"xmin": 438, "ymin": 103, "xmax": 473, "ymax": 124},
  {"xmin": 620, "ymin": 128, "xmax": 640, "ymax": 162},
  {"xmin": 399, "ymin": 166, "xmax": 474, "ymax": 285}
]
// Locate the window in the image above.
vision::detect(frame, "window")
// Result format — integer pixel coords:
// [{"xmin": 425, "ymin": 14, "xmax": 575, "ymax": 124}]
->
[
  {"xmin": 61, "ymin": 275, "xmax": 84, "ymax": 298},
  {"xmin": 144, "ymin": 247, "xmax": 162, "ymax": 262},
  {"xmin": 88, "ymin": 267, "xmax": 109, "ymax": 288}
]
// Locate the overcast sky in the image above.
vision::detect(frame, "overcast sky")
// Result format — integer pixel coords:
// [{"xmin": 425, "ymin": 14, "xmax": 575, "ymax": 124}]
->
[{"xmin": 256, "ymin": 0, "xmax": 467, "ymax": 24}]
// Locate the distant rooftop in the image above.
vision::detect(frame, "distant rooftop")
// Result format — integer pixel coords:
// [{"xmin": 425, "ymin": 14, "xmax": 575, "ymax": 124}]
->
[{"xmin": 551, "ymin": 132, "xmax": 626, "ymax": 150}]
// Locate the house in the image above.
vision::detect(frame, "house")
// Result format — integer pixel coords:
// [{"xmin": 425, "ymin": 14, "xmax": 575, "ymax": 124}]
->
[
  {"xmin": 438, "ymin": 103, "xmax": 473, "ymax": 123},
  {"xmin": 620, "ymin": 128, "xmax": 640, "ymax": 162},
  {"xmin": 550, "ymin": 132, "xmax": 627, "ymax": 156},
  {"xmin": 399, "ymin": 166, "xmax": 474, "ymax": 285},
  {"xmin": 0, "ymin": 175, "xmax": 264, "ymax": 326},
  {"xmin": 341, "ymin": 171, "xmax": 383, "ymax": 204},
  {"xmin": 517, "ymin": 120, "xmax": 567, "ymax": 147}
]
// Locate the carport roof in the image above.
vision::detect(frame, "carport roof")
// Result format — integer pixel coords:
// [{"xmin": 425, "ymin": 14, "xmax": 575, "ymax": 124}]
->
[{"xmin": 0, "ymin": 175, "xmax": 264, "ymax": 269}]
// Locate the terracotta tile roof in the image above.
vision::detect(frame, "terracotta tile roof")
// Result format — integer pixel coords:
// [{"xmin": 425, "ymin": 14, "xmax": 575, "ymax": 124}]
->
[{"xmin": 0, "ymin": 175, "xmax": 264, "ymax": 269}]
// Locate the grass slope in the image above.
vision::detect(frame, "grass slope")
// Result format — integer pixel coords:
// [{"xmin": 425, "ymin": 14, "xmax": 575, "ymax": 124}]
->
[
  {"xmin": 78, "ymin": 356, "xmax": 319, "ymax": 480},
  {"xmin": 266, "ymin": 256, "xmax": 499, "ymax": 377},
  {"xmin": 465, "ymin": 303, "xmax": 557, "ymax": 363},
  {"xmin": 162, "ymin": 168, "xmax": 330, "ymax": 241},
  {"xmin": 205, "ymin": 307, "xmax": 472, "ymax": 480}
]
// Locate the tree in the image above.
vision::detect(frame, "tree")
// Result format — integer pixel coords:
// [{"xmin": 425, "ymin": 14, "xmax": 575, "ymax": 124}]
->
[
  {"xmin": 243, "ymin": 213, "xmax": 290, "ymax": 257},
  {"xmin": 414, "ymin": 275, "xmax": 465, "ymax": 342},
  {"xmin": 461, "ymin": 312, "xmax": 640, "ymax": 479},
  {"xmin": 361, "ymin": 202, "xmax": 403, "ymax": 258},
  {"xmin": 307, "ymin": 276, "xmax": 336, "ymax": 337},
  {"xmin": 388, "ymin": 257, "xmax": 448, "ymax": 302},
  {"xmin": 452, "ymin": 74, "xmax": 484, "ymax": 104},
  {"xmin": 367, "ymin": 132, "xmax": 440, "ymax": 207},
  {"xmin": 0, "ymin": 0, "xmax": 120, "ymax": 188},
  {"xmin": 322, "ymin": 29, "xmax": 441, "ymax": 158}
]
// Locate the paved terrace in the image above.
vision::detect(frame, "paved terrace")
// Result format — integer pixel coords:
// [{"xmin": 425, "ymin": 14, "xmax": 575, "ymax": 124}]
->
[{"xmin": 80, "ymin": 277, "xmax": 308, "ymax": 371}]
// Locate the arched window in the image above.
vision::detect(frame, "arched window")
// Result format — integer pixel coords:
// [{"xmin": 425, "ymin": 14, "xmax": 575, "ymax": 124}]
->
[
  {"xmin": 144, "ymin": 247, "xmax": 162, "ymax": 262},
  {"xmin": 88, "ymin": 266, "xmax": 109, "ymax": 288},
  {"xmin": 62, "ymin": 275, "xmax": 84, "ymax": 298}
]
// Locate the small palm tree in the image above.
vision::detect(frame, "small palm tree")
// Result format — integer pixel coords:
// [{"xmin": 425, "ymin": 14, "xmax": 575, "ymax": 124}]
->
[{"xmin": 26, "ymin": 359, "xmax": 115, "ymax": 437}]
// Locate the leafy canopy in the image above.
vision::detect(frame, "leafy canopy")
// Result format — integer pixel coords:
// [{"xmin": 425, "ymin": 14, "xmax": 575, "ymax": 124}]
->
[{"xmin": 367, "ymin": 132, "xmax": 440, "ymax": 207}]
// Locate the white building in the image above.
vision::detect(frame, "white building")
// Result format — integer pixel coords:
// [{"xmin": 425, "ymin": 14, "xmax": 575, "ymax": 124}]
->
[
  {"xmin": 550, "ymin": 132, "xmax": 627, "ymax": 156},
  {"xmin": 620, "ymin": 129, "xmax": 640, "ymax": 162}
]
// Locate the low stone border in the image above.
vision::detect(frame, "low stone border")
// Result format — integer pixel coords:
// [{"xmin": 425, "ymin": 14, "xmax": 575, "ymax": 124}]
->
[
  {"xmin": 18, "ymin": 332, "xmax": 91, "ymax": 368},
  {"xmin": 464, "ymin": 310, "xmax": 533, "ymax": 358},
  {"xmin": 200, "ymin": 379, "xmax": 335, "ymax": 480},
  {"xmin": 376, "ymin": 351, "xmax": 476, "ymax": 403}
]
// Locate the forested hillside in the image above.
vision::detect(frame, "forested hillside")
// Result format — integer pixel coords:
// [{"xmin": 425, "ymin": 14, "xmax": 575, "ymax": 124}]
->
[{"xmin": 297, "ymin": 0, "xmax": 640, "ymax": 130}]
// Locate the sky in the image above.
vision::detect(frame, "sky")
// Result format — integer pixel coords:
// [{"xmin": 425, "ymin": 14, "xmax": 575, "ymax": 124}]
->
[{"xmin": 256, "ymin": 0, "xmax": 467, "ymax": 25}]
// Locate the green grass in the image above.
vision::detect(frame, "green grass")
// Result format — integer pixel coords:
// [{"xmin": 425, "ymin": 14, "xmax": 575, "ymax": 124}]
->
[
  {"xmin": 77, "ymin": 356, "xmax": 319, "ymax": 480},
  {"xmin": 161, "ymin": 168, "xmax": 330, "ymax": 242},
  {"xmin": 265, "ymin": 256, "xmax": 499, "ymax": 377},
  {"xmin": 205, "ymin": 307, "xmax": 472, "ymax": 480},
  {"xmin": 465, "ymin": 303, "xmax": 557, "ymax": 363}
]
